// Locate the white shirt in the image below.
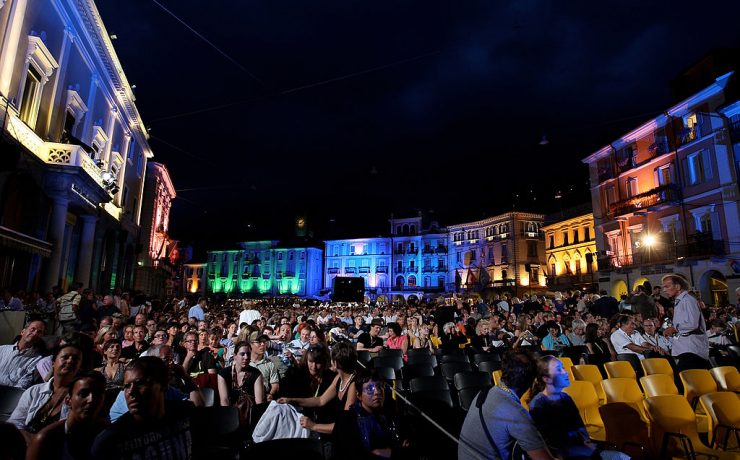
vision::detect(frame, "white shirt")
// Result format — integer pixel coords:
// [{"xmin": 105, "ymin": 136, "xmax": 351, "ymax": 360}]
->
[
  {"xmin": 0, "ymin": 343, "xmax": 44, "ymax": 389},
  {"xmin": 610, "ymin": 328, "xmax": 646, "ymax": 359},
  {"xmin": 671, "ymin": 291, "xmax": 709, "ymax": 360},
  {"xmin": 239, "ymin": 309, "xmax": 261, "ymax": 326},
  {"xmin": 8, "ymin": 379, "xmax": 70, "ymax": 430}
]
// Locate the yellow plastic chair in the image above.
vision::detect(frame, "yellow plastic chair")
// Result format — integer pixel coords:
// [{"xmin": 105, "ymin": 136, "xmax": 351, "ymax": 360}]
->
[
  {"xmin": 644, "ymin": 395, "xmax": 736, "ymax": 459},
  {"xmin": 641, "ymin": 357, "xmax": 674, "ymax": 378},
  {"xmin": 699, "ymin": 391, "xmax": 740, "ymax": 451},
  {"xmin": 564, "ymin": 380, "xmax": 605, "ymax": 441},
  {"xmin": 640, "ymin": 373, "xmax": 679, "ymax": 398},
  {"xmin": 604, "ymin": 360, "xmax": 636, "ymax": 380},
  {"xmin": 680, "ymin": 369, "xmax": 718, "ymax": 410},
  {"xmin": 558, "ymin": 357, "xmax": 575, "ymax": 381},
  {"xmin": 599, "ymin": 402, "xmax": 653, "ymax": 459},
  {"xmin": 601, "ymin": 377, "xmax": 647, "ymax": 420},
  {"xmin": 572, "ymin": 364, "xmax": 606, "ymax": 405},
  {"xmin": 710, "ymin": 366, "xmax": 740, "ymax": 392},
  {"xmin": 492, "ymin": 369, "xmax": 502, "ymax": 386}
]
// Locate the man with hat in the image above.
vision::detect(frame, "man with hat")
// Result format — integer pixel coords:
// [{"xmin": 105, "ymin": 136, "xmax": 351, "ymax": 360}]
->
[
  {"xmin": 249, "ymin": 331, "xmax": 280, "ymax": 401},
  {"xmin": 357, "ymin": 318, "xmax": 384, "ymax": 354}
]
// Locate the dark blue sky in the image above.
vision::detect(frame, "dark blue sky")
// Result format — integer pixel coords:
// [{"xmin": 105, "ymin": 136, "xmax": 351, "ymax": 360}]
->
[{"xmin": 96, "ymin": 0, "xmax": 740, "ymax": 252}]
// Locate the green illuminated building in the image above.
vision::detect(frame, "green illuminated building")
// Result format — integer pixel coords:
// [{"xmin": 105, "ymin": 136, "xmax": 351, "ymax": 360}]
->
[{"xmin": 207, "ymin": 241, "xmax": 323, "ymax": 297}]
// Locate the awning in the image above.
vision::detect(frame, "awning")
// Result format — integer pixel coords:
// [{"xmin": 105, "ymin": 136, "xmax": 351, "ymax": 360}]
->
[{"xmin": 0, "ymin": 226, "xmax": 52, "ymax": 257}]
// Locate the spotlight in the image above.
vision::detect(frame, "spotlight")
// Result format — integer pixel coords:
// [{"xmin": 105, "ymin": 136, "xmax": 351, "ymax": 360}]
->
[{"xmin": 642, "ymin": 234, "xmax": 656, "ymax": 247}]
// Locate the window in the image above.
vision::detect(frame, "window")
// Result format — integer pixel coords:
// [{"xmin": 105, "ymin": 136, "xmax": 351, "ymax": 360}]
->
[
  {"xmin": 548, "ymin": 235, "xmax": 554, "ymax": 248},
  {"xmin": 501, "ymin": 244, "xmax": 509, "ymax": 264},
  {"xmin": 551, "ymin": 263, "xmax": 556, "ymax": 277},
  {"xmin": 681, "ymin": 113, "xmax": 699, "ymax": 143},
  {"xmin": 456, "ymin": 252, "xmax": 461, "ymax": 262},
  {"xmin": 699, "ymin": 214, "xmax": 713, "ymax": 235},
  {"xmin": 136, "ymin": 152, "xmax": 144, "ymax": 177},
  {"xmin": 527, "ymin": 241, "xmax": 538, "ymax": 258},
  {"xmin": 488, "ymin": 247, "xmax": 493, "ymax": 259},
  {"xmin": 121, "ymin": 185, "xmax": 128, "ymax": 207},
  {"xmin": 289, "ymin": 252, "xmax": 294, "ymax": 260},
  {"xmin": 654, "ymin": 163, "xmax": 673, "ymax": 187},
  {"xmin": 397, "ymin": 261, "xmax": 402, "ymax": 271},
  {"xmin": 19, "ymin": 65, "xmax": 43, "ymax": 128},
  {"xmin": 584, "ymin": 226, "xmax": 590, "ymax": 241},
  {"xmin": 531, "ymin": 267, "xmax": 539, "ymax": 285},
  {"xmin": 575, "ymin": 260, "xmax": 581, "ymax": 275},
  {"xmin": 605, "ymin": 186, "xmax": 616, "ymax": 208},
  {"xmin": 573, "ymin": 228, "xmax": 579, "ymax": 244},
  {"xmin": 350, "ymin": 245, "xmax": 356, "ymax": 255},
  {"xmin": 686, "ymin": 150, "xmax": 713, "ymax": 185},
  {"xmin": 61, "ymin": 111, "xmax": 76, "ymax": 142},
  {"xmin": 278, "ymin": 253, "xmax": 283, "ymax": 261},
  {"xmin": 501, "ymin": 269, "xmax": 508, "ymax": 280},
  {"xmin": 626, "ymin": 177, "xmax": 638, "ymax": 198},
  {"xmin": 562, "ymin": 230, "xmax": 569, "ymax": 246}
]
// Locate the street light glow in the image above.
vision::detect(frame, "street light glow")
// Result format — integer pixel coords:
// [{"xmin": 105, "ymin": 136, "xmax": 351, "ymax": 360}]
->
[{"xmin": 643, "ymin": 234, "xmax": 656, "ymax": 247}]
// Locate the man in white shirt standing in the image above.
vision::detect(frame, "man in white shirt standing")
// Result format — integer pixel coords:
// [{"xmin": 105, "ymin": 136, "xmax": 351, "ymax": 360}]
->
[
  {"xmin": 188, "ymin": 297, "xmax": 207, "ymax": 322},
  {"xmin": 662, "ymin": 273, "xmax": 710, "ymax": 372}
]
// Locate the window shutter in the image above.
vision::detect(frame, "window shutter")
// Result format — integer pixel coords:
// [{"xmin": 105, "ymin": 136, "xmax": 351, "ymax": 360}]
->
[{"xmin": 701, "ymin": 150, "xmax": 713, "ymax": 181}]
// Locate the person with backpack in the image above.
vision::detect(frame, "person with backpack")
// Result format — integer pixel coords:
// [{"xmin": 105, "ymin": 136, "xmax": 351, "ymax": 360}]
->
[
  {"xmin": 57, "ymin": 283, "xmax": 83, "ymax": 334},
  {"xmin": 458, "ymin": 349, "xmax": 558, "ymax": 460}
]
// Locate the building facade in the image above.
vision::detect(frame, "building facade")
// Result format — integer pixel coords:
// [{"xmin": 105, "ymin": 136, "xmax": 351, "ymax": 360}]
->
[
  {"xmin": 389, "ymin": 216, "xmax": 448, "ymax": 292},
  {"xmin": 207, "ymin": 241, "xmax": 323, "ymax": 297},
  {"xmin": 134, "ymin": 162, "xmax": 175, "ymax": 298},
  {"xmin": 0, "ymin": 0, "xmax": 152, "ymax": 293},
  {"xmin": 447, "ymin": 212, "xmax": 546, "ymax": 296},
  {"xmin": 542, "ymin": 210, "xmax": 598, "ymax": 292},
  {"xmin": 583, "ymin": 72, "xmax": 740, "ymax": 305},
  {"xmin": 183, "ymin": 263, "xmax": 206, "ymax": 297},
  {"xmin": 324, "ymin": 237, "xmax": 392, "ymax": 293}
]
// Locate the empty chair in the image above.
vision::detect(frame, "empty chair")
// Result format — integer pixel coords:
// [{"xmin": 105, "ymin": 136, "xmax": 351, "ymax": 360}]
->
[
  {"xmin": 0, "ymin": 385, "xmax": 24, "ymax": 423},
  {"xmin": 190, "ymin": 406, "xmax": 241, "ymax": 457},
  {"xmin": 699, "ymin": 391, "xmax": 740, "ymax": 450},
  {"xmin": 473, "ymin": 352, "xmax": 501, "ymax": 365},
  {"xmin": 644, "ymin": 395, "xmax": 735, "ymax": 459},
  {"xmin": 601, "ymin": 378, "xmax": 647, "ymax": 421},
  {"xmin": 372, "ymin": 355, "xmax": 403, "ymax": 371},
  {"xmin": 640, "ymin": 374, "xmax": 679, "ymax": 398},
  {"xmin": 407, "ymin": 347, "xmax": 432, "ymax": 357},
  {"xmin": 402, "ymin": 363, "xmax": 435, "ymax": 385},
  {"xmin": 492, "ymin": 369, "xmax": 502, "ymax": 386},
  {"xmin": 454, "ymin": 371, "xmax": 492, "ymax": 411},
  {"xmin": 379, "ymin": 348, "xmax": 404, "ymax": 358},
  {"xmin": 604, "ymin": 361, "xmax": 637, "ymax": 380},
  {"xmin": 410, "ymin": 375, "xmax": 448, "ymax": 393},
  {"xmin": 640, "ymin": 357, "xmax": 674, "ymax": 378},
  {"xmin": 440, "ymin": 362, "xmax": 471, "ymax": 382},
  {"xmin": 440, "ymin": 353, "xmax": 469, "ymax": 364},
  {"xmin": 680, "ymin": 369, "xmax": 718, "ymax": 410},
  {"xmin": 409, "ymin": 388, "xmax": 454, "ymax": 409},
  {"xmin": 599, "ymin": 402, "xmax": 653, "ymax": 459},
  {"xmin": 616, "ymin": 353, "xmax": 644, "ymax": 378},
  {"xmin": 357, "ymin": 350, "xmax": 372, "ymax": 365},
  {"xmin": 477, "ymin": 360, "xmax": 502, "ymax": 374},
  {"xmin": 374, "ymin": 366, "xmax": 399, "ymax": 383},
  {"xmin": 710, "ymin": 366, "xmax": 740, "ymax": 392},
  {"xmin": 572, "ymin": 364, "xmax": 606, "ymax": 404},
  {"xmin": 247, "ymin": 438, "xmax": 323, "ymax": 460},
  {"xmin": 407, "ymin": 353, "xmax": 437, "ymax": 368},
  {"xmin": 563, "ymin": 380, "xmax": 605, "ymax": 441}
]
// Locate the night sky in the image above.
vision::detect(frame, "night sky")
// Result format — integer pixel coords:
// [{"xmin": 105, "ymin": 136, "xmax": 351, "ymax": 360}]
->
[{"xmin": 95, "ymin": 0, "xmax": 740, "ymax": 257}]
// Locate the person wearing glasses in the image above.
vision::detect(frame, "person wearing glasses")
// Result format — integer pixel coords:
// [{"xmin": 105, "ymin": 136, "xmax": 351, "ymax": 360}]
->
[{"xmin": 332, "ymin": 369, "xmax": 406, "ymax": 460}]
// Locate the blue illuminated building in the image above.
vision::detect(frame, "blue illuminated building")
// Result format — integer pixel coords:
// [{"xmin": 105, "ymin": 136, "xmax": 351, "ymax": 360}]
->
[
  {"xmin": 324, "ymin": 237, "xmax": 392, "ymax": 293},
  {"xmin": 207, "ymin": 241, "xmax": 323, "ymax": 297}
]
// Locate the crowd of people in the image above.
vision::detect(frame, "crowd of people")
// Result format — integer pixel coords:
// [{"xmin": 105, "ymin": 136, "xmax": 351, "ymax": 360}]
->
[{"xmin": 0, "ymin": 272, "xmax": 738, "ymax": 459}]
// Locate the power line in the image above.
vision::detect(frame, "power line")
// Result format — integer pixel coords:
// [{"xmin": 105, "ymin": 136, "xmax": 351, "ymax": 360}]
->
[
  {"xmin": 147, "ymin": 48, "xmax": 444, "ymax": 123},
  {"xmin": 150, "ymin": 0, "xmax": 264, "ymax": 87}
]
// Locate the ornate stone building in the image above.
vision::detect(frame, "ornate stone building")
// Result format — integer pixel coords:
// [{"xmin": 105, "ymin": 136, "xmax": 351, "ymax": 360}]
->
[
  {"xmin": 0, "ymin": 0, "xmax": 152, "ymax": 293},
  {"xmin": 542, "ymin": 207, "xmax": 598, "ymax": 292}
]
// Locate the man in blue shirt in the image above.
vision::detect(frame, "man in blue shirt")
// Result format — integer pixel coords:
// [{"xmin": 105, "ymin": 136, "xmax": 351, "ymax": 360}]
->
[{"xmin": 188, "ymin": 297, "xmax": 207, "ymax": 322}]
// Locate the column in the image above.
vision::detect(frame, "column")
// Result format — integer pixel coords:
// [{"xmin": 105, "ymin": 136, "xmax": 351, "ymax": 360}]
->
[
  {"xmin": 102, "ymin": 107, "xmax": 117, "ymax": 168},
  {"xmin": 43, "ymin": 27, "xmax": 73, "ymax": 137},
  {"xmin": 74, "ymin": 215, "xmax": 97, "ymax": 287},
  {"xmin": 43, "ymin": 197, "xmax": 69, "ymax": 291},
  {"xmin": 0, "ymin": 0, "xmax": 29, "ymax": 96},
  {"xmin": 81, "ymin": 74, "xmax": 98, "ymax": 142}
]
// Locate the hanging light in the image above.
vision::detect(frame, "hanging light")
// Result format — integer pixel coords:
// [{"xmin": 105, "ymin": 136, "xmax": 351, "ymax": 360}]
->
[{"xmin": 539, "ymin": 135, "xmax": 549, "ymax": 146}]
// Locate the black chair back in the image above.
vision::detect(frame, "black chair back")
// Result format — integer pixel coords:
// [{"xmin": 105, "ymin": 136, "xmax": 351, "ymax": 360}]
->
[
  {"xmin": 477, "ymin": 360, "xmax": 502, "ymax": 373},
  {"xmin": 473, "ymin": 352, "xmax": 501, "ymax": 364},
  {"xmin": 372, "ymin": 355, "xmax": 403, "ymax": 370},
  {"xmin": 407, "ymin": 353, "xmax": 437, "ymax": 368},
  {"xmin": 407, "ymin": 347, "xmax": 432, "ymax": 357},
  {"xmin": 0, "ymin": 385, "xmax": 24, "ymax": 423},
  {"xmin": 440, "ymin": 353, "xmax": 469, "ymax": 364},
  {"xmin": 410, "ymin": 375, "xmax": 448, "ymax": 393},
  {"xmin": 441, "ymin": 361, "xmax": 472, "ymax": 381},
  {"xmin": 378, "ymin": 348, "xmax": 404, "ymax": 358},
  {"xmin": 453, "ymin": 370, "xmax": 493, "ymax": 391}
]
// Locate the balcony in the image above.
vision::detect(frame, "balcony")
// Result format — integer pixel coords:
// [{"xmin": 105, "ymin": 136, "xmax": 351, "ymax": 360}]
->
[
  {"xmin": 608, "ymin": 184, "xmax": 681, "ymax": 217},
  {"xmin": 405, "ymin": 266, "xmax": 418, "ymax": 273},
  {"xmin": 394, "ymin": 248, "xmax": 405, "ymax": 255},
  {"xmin": 436, "ymin": 245, "xmax": 448, "ymax": 253},
  {"xmin": 615, "ymin": 142, "xmax": 670, "ymax": 176},
  {"xmin": 5, "ymin": 110, "xmax": 111, "ymax": 193},
  {"xmin": 521, "ymin": 231, "xmax": 544, "ymax": 240},
  {"xmin": 422, "ymin": 266, "xmax": 435, "ymax": 273},
  {"xmin": 344, "ymin": 267, "xmax": 357, "ymax": 274},
  {"xmin": 358, "ymin": 266, "xmax": 370, "ymax": 274},
  {"xmin": 422, "ymin": 247, "xmax": 434, "ymax": 255},
  {"xmin": 375, "ymin": 266, "xmax": 388, "ymax": 273},
  {"xmin": 598, "ymin": 236, "xmax": 726, "ymax": 270},
  {"xmin": 327, "ymin": 267, "xmax": 340, "ymax": 274},
  {"xmin": 677, "ymin": 126, "xmax": 698, "ymax": 147}
]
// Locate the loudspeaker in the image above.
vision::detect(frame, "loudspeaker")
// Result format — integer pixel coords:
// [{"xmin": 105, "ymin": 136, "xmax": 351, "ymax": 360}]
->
[{"xmin": 332, "ymin": 277, "xmax": 365, "ymax": 302}]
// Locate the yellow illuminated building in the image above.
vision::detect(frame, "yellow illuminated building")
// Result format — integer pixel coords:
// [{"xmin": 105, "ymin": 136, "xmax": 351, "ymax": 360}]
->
[{"xmin": 543, "ymin": 211, "xmax": 598, "ymax": 292}]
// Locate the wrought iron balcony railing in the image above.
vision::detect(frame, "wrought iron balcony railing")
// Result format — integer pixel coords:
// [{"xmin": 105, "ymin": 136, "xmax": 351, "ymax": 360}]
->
[{"xmin": 608, "ymin": 184, "xmax": 681, "ymax": 217}]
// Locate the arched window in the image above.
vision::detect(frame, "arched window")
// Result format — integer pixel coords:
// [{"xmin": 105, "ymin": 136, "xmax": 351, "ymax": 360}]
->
[
  {"xmin": 395, "ymin": 276, "xmax": 404, "ymax": 288},
  {"xmin": 408, "ymin": 275, "xmax": 417, "ymax": 287}
]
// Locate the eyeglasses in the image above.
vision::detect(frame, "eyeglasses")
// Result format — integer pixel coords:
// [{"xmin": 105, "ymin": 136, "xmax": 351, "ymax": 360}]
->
[{"xmin": 362, "ymin": 383, "xmax": 385, "ymax": 395}]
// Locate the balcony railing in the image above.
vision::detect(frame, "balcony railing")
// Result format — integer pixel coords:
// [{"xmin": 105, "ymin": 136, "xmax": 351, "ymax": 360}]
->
[
  {"xmin": 405, "ymin": 267, "xmax": 418, "ymax": 273},
  {"xmin": 375, "ymin": 266, "xmax": 388, "ymax": 273},
  {"xmin": 5, "ymin": 111, "xmax": 110, "ymax": 193},
  {"xmin": 327, "ymin": 267, "xmax": 340, "ymax": 274},
  {"xmin": 677, "ymin": 126, "xmax": 698, "ymax": 147},
  {"xmin": 598, "ymin": 237, "xmax": 726, "ymax": 270},
  {"xmin": 608, "ymin": 184, "xmax": 681, "ymax": 217},
  {"xmin": 344, "ymin": 267, "xmax": 357, "ymax": 274},
  {"xmin": 358, "ymin": 267, "xmax": 370, "ymax": 274},
  {"xmin": 521, "ymin": 231, "xmax": 544, "ymax": 240}
]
